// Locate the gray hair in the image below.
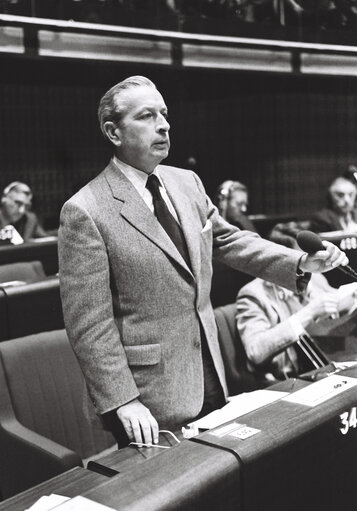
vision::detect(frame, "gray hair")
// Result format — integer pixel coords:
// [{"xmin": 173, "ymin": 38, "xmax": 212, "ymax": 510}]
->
[
  {"xmin": 98, "ymin": 76, "xmax": 157, "ymax": 139},
  {"xmin": 2, "ymin": 181, "xmax": 33, "ymax": 200}
]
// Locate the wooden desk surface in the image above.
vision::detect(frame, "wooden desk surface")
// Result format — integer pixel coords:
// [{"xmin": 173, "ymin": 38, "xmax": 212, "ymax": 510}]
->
[
  {"xmin": 82, "ymin": 439, "xmax": 241, "ymax": 511},
  {"xmin": 0, "ymin": 467, "xmax": 108, "ymax": 511},
  {"xmin": 91, "ymin": 430, "xmax": 183, "ymax": 474}
]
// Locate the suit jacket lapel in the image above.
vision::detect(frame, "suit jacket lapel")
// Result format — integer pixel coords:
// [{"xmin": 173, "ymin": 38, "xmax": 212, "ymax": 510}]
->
[{"xmin": 104, "ymin": 162, "xmax": 194, "ymax": 277}]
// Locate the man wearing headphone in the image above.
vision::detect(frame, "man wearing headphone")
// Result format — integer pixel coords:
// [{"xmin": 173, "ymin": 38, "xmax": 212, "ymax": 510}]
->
[
  {"xmin": 214, "ymin": 180, "xmax": 256, "ymax": 232},
  {"xmin": 0, "ymin": 182, "xmax": 47, "ymax": 244}
]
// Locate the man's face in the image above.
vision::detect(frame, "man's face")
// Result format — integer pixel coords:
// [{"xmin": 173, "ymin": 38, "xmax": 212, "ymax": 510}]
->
[
  {"xmin": 114, "ymin": 86, "xmax": 170, "ymax": 173},
  {"xmin": 329, "ymin": 178, "xmax": 357, "ymax": 216},
  {"xmin": 226, "ymin": 190, "xmax": 248, "ymax": 222},
  {"xmin": 2, "ymin": 190, "xmax": 31, "ymax": 223}
]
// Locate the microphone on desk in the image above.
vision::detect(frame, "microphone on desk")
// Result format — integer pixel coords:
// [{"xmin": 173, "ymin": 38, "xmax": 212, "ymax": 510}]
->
[{"xmin": 296, "ymin": 230, "xmax": 357, "ymax": 282}]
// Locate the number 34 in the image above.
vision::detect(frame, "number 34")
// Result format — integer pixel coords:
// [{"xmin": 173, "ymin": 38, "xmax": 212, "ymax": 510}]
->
[{"xmin": 340, "ymin": 407, "xmax": 357, "ymax": 435}]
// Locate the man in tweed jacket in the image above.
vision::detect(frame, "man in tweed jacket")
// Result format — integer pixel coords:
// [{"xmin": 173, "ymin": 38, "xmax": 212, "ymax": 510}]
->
[{"xmin": 58, "ymin": 76, "xmax": 347, "ymax": 447}]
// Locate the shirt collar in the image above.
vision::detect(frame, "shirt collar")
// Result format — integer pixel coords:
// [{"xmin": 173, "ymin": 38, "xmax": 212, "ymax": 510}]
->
[{"xmin": 112, "ymin": 156, "xmax": 163, "ymax": 196}]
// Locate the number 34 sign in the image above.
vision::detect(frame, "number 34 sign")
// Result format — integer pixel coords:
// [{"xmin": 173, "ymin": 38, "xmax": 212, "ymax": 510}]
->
[{"xmin": 340, "ymin": 407, "xmax": 357, "ymax": 435}]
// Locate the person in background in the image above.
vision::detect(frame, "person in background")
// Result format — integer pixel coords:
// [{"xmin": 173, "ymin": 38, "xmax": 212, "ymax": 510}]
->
[
  {"xmin": 0, "ymin": 181, "xmax": 47, "ymax": 244},
  {"xmin": 211, "ymin": 179, "xmax": 257, "ymax": 307},
  {"xmin": 213, "ymin": 180, "xmax": 256, "ymax": 231},
  {"xmin": 236, "ymin": 222, "xmax": 357, "ymax": 384},
  {"xmin": 58, "ymin": 75, "xmax": 347, "ymax": 449},
  {"xmin": 310, "ymin": 175, "xmax": 357, "ymax": 234}
]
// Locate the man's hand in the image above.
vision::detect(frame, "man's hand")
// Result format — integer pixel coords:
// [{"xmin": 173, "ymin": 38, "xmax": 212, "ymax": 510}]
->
[
  {"xmin": 298, "ymin": 240, "xmax": 349, "ymax": 273},
  {"xmin": 301, "ymin": 293, "xmax": 340, "ymax": 323},
  {"xmin": 116, "ymin": 399, "xmax": 159, "ymax": 445}
]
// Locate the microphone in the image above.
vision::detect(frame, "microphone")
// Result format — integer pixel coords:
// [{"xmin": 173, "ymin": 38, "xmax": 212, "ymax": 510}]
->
[{"xmin": 296, "ymin": 230, "xmax": 357, "ymax": 281}]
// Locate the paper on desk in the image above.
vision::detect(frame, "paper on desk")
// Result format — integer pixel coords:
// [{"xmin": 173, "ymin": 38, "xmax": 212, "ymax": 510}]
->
[
  {"xmin": 283, "ymin": 374, "xmax": 357, "ymax": 407},
  {"xmin": 50, "ymin": 496, "xmax": 116, "ymax": 510},
  {"xmin": 188, "ymin": 389, "xmax": 288, "ymax": 430},
  {"xmin": 25, "ymin": 494, "xmax": 70, "ymax": 510}
]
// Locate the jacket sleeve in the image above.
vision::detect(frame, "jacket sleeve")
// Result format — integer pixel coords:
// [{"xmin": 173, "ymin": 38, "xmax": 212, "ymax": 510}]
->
[
  {"xmin": 192, "ymin": 172, "xmax": 307, "ymax": 293},
  {"xmin": 236, "ymin": 289, "xmax": 299, "ymax": 366},
  {"xmin": 58, "ymin": 200, "xmax": 140, "ymax": 415}
]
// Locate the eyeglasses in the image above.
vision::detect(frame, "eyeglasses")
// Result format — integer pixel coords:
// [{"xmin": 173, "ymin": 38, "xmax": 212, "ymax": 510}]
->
[{"xmin": 129, "ymin": 430, "xmax": 181, "ymax": 449}]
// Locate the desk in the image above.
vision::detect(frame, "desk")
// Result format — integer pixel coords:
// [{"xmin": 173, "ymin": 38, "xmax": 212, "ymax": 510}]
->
[
  {"xmin": 0, "ymin": 468, "xmax": 108, "ymax": 511},
  {"xmin": 195, "ymin": 367, "xmax": 357, "ymax": 511},
  {"xmin": 0, "ymin": 239, "xmax": 58, "ymax": 276},
  {"xmin": 85, "ymin": 369, "xmax": 357, "ymax": 511},
  {"xmin": 0, "ymin": 277, "xmax": 63, "ymax": 341},
  {"xmin": 83, "ymin": 440, "xmax": 241, "ymax": 511},
  {"xmin": 0, "ymin": 369, "xmax": 356, "ymax": 511}
]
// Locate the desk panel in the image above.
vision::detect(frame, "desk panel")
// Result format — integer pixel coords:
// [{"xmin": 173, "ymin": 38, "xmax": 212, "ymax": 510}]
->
[
  {"xmin": 0, "ymin": 468, "xmax": 108, "ymax": 511},
  {"xmin": 195, "ymin": 368, "xmax": 357, "ymax": 511},
  {"xmin": 0, "ymin": 239, "xmax": 58, "ymax": 276},
  {"xmin": 83, "ymin": 440, "xmax": 241, "ymax": 511},
  {"xmin": 0, "ymin": 277, "xmax": 64, "ymax": 341}
]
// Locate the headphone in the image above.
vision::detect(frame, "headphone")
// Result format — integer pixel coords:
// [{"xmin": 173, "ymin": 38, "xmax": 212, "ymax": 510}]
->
[{"xmin": 1, "ymin": 182, "xmax": 33, "ymax": 206}]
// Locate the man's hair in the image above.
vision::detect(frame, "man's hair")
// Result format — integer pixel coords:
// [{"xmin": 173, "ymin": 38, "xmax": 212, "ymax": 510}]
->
[
  {"xmin": 98, "ymin": 76, "xmax": 157, "ymax": 139},
  {"xmin": 2, "ymin": 181, "xmax": 33, "ymax": 200}
]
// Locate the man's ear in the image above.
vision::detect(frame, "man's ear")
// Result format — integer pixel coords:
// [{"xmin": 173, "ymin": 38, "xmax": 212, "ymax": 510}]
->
[{"xmin": 103, "ymin": 121, "xmax": 121, "ymax": 147}]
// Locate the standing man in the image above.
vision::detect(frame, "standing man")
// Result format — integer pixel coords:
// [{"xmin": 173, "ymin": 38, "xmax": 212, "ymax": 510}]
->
[{"xmin": 58, "ymin": 76, "xmax": 347, "ymax": 448}]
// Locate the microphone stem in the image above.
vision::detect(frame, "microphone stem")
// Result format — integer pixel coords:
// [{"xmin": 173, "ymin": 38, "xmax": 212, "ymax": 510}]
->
[{"xmin": 337, "ymin": 265, "xmax": 357, "ymax": 281}]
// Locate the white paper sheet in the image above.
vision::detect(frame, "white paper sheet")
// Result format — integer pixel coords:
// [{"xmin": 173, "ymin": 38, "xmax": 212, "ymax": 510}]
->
[
  {"xmin": 26, "ymin": 494, "xmax": 69, "ymax": 510},
  {"xmin": 188, "ymin": 389, "xmax": 288, "ymax": 430},
  {"xmin": 283, "ymin": 374, "xmax": 357, "ymax": 407}
]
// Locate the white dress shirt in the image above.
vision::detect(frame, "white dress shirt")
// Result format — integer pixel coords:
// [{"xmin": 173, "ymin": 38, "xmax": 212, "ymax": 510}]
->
[{"xmin": 113, "ymin": 156, "xmax": 179, "ymax": 222}]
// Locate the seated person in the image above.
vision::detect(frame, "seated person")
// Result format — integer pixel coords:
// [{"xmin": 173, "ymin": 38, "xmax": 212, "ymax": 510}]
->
[
  {"xmin": 213, "ymin": 180, "xmax": 256, "ymax": 232},
  {"xmin": 211, "ymin": 180, "xmax": 256, "ymax": 307},
  {"xmin": 269, "ymin": 219, "xmax": 311, "ymax": 247},
  {"xmin": 310, "ymin": 174, "xmax": 357, "ymax": 234},
  {"xmin": 0, "ymin": 182, "xmax": 47, "ymax": 244},
  {"xmin": 236, "ymin": 224, "xmax": 357, "ymax": 383}
]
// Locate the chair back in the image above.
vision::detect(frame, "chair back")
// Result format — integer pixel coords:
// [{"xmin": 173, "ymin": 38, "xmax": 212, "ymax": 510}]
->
[
  {"xmin": 0, "ymin": 330, "xmax": 115, "ymax": 460},
  {"xmin": 214, "ymin": 303, "xmax": 268, "ymax": 395},
  {"xmin": 0, "ymin": 260, "xmax": 46, "ymax": 284}
]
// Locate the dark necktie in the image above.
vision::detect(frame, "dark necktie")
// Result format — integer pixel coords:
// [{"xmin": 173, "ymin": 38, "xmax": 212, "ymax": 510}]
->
[{"xmin": 146, "ymin": 174, "xmax": 191, "ymax": 269}]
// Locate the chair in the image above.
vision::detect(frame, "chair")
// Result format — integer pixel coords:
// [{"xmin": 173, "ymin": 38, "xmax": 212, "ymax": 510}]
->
[
  {"xmin": 0, "ymin": 260, "xmax": 46, "ymax": 284},
  {"xmin": 214, "ymin": 303, "xmax": 269, "ymax": 396},
  {"xmin": 0, "ymin": 330, "xmax": 116, "ymax": 499}
]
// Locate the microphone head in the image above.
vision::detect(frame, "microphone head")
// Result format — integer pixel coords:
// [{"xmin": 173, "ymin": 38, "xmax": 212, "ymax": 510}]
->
[{"xmin": 296, "ymin": 230, "xmax": 324, "ymax": 254}]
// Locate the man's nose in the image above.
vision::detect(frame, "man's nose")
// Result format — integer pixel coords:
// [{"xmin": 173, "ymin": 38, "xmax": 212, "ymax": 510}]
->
[
  {"xmin": 157, "ymin": 115, "xmax": 170, "ymax": 132},
  {"xmin": 18, "ymin": 204, "xmax": 26, "ymax": 214}
]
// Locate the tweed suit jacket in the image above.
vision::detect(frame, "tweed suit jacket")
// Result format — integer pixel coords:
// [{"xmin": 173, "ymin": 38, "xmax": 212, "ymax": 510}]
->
[{"xmin": 58, "ymin": 160, "xmax": 303, "ymax": 428}]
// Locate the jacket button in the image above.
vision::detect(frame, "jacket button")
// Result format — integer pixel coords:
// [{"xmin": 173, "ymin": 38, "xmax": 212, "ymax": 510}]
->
[{"xmin": 193, "ymin": 339, "xmax": 201, "ymax": 349}]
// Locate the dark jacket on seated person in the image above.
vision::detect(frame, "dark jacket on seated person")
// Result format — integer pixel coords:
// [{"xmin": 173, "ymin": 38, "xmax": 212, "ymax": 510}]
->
[{"xmin": 310, "ymin": 208, "xmax": 357, "ymax": 234}]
